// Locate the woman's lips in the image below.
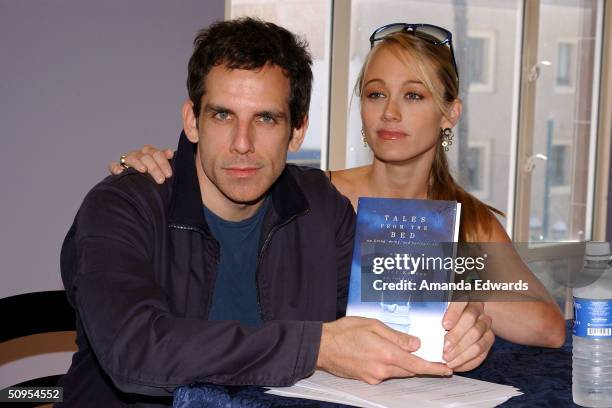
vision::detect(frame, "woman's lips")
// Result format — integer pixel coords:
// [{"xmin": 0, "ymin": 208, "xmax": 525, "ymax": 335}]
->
[{"xmin": 376, "ymin": 130, "xmax": 407, "ymax": 140}]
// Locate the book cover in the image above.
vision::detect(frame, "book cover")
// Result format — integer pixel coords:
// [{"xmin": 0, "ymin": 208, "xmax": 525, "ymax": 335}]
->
[{"xmin": 346, "ymin": 197, "xmax": 461, "ymax": 362}]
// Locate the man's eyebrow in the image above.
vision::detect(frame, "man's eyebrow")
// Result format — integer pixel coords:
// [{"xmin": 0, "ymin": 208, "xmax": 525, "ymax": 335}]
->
[
  {"xmin": 203, "ymin": 104, "xmax": 234, "ymax": 114},
  {"xmin": 257, "ymin": 110, "xmax": 287, "ymax": 119},
  {"xmin": 203, "ymin": 104, "xmax": 286, "ymax": 119}
]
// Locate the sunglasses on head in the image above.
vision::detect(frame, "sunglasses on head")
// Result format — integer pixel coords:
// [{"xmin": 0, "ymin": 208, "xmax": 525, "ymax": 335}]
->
[{"xmin": 369, "ymin": 23, "xmax": 459, "ymax": 82}]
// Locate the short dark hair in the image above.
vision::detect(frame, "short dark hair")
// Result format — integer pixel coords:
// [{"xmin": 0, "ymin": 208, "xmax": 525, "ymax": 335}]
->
[{"xmin": 187, "ymin": 18, "xmax": 312, "ymax": 130}]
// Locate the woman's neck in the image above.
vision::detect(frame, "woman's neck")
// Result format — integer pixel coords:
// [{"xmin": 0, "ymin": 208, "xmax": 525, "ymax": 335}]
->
[{"xmin": 364, "ymin": 152, "xmax": 434, "ymax": 200}]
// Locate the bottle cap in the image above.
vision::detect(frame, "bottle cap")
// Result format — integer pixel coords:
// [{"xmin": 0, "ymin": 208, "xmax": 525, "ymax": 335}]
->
[{"xmin": 585, "ymin": 241, "xmax": 611, "ymax": 259}]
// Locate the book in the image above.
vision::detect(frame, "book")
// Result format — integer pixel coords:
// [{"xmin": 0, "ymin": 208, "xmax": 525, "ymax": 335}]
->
[{"xmin": 346, "ymin": 197, "xmax": 461, "ymax": 362}]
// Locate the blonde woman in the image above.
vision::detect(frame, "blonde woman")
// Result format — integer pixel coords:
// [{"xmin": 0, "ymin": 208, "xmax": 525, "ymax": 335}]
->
[{"xmin": 111, "ymin": 24, "xmax": 565, "ymax": 359}]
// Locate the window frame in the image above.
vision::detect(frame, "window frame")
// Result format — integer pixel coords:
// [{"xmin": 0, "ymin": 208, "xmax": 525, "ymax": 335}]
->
[
  {"xmin": 593, "ymin": 1, "xmax": 612, "ymax": 240},
  {"xmin": 513, "ymin": 0, "xmax": 606, "ymax": 245}
]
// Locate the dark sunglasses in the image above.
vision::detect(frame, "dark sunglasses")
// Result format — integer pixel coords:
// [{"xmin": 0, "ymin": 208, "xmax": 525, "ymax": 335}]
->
[{"xmin": 369, "ymin": 23, "xmax": 459, "ymax": 81}]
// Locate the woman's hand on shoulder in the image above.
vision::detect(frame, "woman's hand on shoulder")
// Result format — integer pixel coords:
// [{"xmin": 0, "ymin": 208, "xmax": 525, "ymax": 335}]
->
[{"xmin": 108, "ymin": 145, "xmax": 174, "ymax": 184}]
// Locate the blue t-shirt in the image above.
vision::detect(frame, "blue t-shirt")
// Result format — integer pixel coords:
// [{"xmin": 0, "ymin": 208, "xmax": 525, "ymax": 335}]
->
[{"xmin": 203, "ymin": 199, "xmax": 268, "ymax": 328}]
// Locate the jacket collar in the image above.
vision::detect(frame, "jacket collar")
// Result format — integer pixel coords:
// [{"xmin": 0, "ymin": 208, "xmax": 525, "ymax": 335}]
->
[{"xmin": 168, "ymin": 131, "xmax": 309, "ymax": 230}]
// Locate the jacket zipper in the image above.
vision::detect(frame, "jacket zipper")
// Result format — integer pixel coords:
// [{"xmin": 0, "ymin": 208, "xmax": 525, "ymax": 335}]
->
[
  {"xmin": 171, "ymin": 207, "xmax": 310, "ymax": 323},
  {"xmin": 168, "ymin": 223, "xmax": 220, "ymax": 316},
  {"xmin": 255, "ymin": 209, "xmax": 310, "ymax": 321},
  {"xmin": 168, "ymin": 223, "xmax": 205, "ymax": 234}
]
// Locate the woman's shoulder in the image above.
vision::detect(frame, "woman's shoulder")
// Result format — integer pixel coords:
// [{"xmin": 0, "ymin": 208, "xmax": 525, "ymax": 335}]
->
[
  {"xmin": 328, "ymin": 166, "xmax": 370, "ymax": 195},
  {"xmin": 473, "ymin": 209, "xmax": 511, "ymax": 243},
  {"xmin": 327, "ymin": 166, "xmax": 371, "ymax": 209},
  {"xmin": 329, "ymin": 165, "xmax": 370, "ymax": 183}
]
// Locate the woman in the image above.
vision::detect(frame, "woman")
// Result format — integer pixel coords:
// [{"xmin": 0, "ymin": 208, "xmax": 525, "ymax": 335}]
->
[{"xmin": 110, "ymin": 24, "xmax": 566, "ymax": 350}]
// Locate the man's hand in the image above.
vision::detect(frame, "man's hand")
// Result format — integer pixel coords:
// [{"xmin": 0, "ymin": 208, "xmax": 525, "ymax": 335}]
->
[
  {"xmin": 442, "ymin": 301, "xmax": 494, "ymax": 372},
  {"xmin": 108, "ymin": 145, "xmax": 174, "ymax": 184},
  {"xmin": 316, "ymin": 317, "xmax": 452, "ymax": 384}
]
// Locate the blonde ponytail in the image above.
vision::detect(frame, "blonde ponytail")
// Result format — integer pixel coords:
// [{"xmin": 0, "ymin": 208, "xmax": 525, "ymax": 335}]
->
[{"xmin": 429, "ymin": 139, "xmax": 503, "ymax": 242}]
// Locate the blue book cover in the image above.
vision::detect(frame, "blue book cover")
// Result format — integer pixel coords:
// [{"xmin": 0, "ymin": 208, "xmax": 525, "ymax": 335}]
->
[{"xmin": 346, "ymin": 197, "xmax": 461, "ymax": 362}]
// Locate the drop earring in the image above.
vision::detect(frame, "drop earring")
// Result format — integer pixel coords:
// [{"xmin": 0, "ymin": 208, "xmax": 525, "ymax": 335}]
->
[
  {"xmin": 361, "ymin": 129, "xmax": 368, "ymax": 147},
  {"xmin": 441, "ymin": 128, "xmax": 454, "ymax": 151}
]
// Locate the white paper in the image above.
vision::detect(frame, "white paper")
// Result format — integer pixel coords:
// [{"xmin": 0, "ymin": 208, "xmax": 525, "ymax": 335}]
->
[
  {"xmin": 266, "ymin": 371, "xmax": 522, "ymax": 408},
  {"xmin": 266, "ymin": 387, "xmax": 383, "ymax": 408}
]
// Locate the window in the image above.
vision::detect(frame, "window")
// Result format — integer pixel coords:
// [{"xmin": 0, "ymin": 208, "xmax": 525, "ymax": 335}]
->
[
  {"xmin": 467, "ymin": 146, "xmax": 482, "ymax": 190},
  {"xmin": 226, "ymin": 0, "xmax": 608, "ymax": 245},
  {"xmin": 229, "ymin": 0, "xmax": 332, "ymax": 169},
  {"xmin": 550, "ymin": 144, "xmax": 570, "ymax": 187},
  {"xmin": 556, "ymin": 41, "xmax": 575, "ymax": 88},
  {"xmin": 466, "ymin": 32, "xmax": 495, "ymax": 92},
  {"xmin": 524, "ymin": 0, "xmax": 602, "ymax": 243},
  {"xmin": 465, "ymin": 140, "xmax": 492, "ymax": 200}
]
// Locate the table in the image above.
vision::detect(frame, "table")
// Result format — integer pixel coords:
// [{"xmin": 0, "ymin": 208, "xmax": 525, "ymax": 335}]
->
[
  {"xmin": 174, "ymin": 321, "xmax": 579, "ymax": 407},
  {"xmin": 459, "ymin": 320, "xmax": 578, "ymax": 407}
]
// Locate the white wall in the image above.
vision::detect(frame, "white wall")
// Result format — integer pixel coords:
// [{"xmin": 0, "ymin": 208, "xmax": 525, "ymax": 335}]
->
[{"xmin": 0, "ymin": 0, "xmax": 224, "ymax": 388}]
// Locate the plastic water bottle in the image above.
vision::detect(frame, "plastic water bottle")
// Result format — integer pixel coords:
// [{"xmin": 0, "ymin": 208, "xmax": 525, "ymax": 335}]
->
[{"xmin": 573, "ymin": 241, "xmax": 612, "ymax": 407}]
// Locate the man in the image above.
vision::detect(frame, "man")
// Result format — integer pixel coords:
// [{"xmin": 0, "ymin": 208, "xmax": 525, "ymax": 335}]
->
[{"xmin": 60, "ymin": 18, "xmax": 493, "ymax": 406}]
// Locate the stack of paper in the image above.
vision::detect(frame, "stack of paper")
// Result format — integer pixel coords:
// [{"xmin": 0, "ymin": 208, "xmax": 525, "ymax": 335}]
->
[{"xmin": 266, "ymin": 371, "xmax": 522, "ymax": 408}]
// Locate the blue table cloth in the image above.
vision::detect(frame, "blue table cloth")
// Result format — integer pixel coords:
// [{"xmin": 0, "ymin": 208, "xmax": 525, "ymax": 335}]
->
[{"xmin": 174, "ymin": 321, "xmax": 579, "ymax": 407}]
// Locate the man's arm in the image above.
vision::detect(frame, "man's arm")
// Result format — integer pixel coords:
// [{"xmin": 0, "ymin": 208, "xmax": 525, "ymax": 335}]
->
[
  {"xmin": 63, "ymin": 177, "xmax": 321, "ymax": 395},
  {"xmin": 316, "ymin": 316, "xmax": 453, "ymax": 384},
  {"xmin": 333, "ymin": 189, "xmax": 355, "ymax": 318}
]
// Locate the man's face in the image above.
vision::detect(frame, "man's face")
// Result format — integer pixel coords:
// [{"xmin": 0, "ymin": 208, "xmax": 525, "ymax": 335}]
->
[{"xmin": 183, "ymin": 63, "xmax": 306, "ymax": 220}]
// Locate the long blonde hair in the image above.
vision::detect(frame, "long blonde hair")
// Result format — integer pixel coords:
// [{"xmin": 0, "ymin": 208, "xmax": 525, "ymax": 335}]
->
[{"xmin": 356, "ymin": 31, "xmax": 503, "ymax": 242}]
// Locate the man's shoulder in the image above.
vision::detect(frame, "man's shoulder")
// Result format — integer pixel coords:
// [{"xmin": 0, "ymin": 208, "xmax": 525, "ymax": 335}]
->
[
  {"xmin": 285, "ymin": 164, "xmax": 335, "ymax": 195},
  {"xmin": 83, "ymin": 169, "xmax": 172, "ymax": 215},
  {"xmin": 284, "ymin": 164, "xmax": 351, "ymax": 211}
]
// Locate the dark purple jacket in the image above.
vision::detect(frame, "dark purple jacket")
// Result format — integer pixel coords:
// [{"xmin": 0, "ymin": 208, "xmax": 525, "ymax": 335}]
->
[{"xmin": 58, "ymin": 132, "xmax": 355, "ymax": 406}]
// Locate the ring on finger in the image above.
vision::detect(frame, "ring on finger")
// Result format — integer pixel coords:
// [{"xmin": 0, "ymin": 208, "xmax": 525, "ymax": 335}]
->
[{"xmin": 119, "ymin": 154, "xmax": 130, "ymax": 170}]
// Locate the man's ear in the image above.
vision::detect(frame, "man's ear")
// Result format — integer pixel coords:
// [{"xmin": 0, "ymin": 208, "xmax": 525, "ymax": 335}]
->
[
  {"xmin": 288, "ymin": 116, "xmax": 309, "ymax": 153},
  {"xmin": 182, "ymin": 101, "xmax": 199, "ymax": 143},
  {"xmin": 441, "ymin": 99, "xmax": 463, "ymax": 129}
]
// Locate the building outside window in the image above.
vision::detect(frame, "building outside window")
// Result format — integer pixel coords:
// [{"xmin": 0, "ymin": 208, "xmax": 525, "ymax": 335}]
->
[
  {"xmin": 465, "ymin": 140, "xmax": 492, "ymax": 200},
  {"xmin": 466, "ymin": 32, "xmax": 495, "ymax": 92},
  {"xmin": 467, "ymin": 146, "xmax": 482, "ymax": 191},
  {"xmin": 550, "ymin": 144, "xmax": 570, "ymax": 187},
  {"xmin": 556, "ymin": 41, "xmax": 575, "ymax": 88}
]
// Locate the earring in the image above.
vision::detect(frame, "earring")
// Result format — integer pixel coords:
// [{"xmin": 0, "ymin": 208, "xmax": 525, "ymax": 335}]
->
[
  {"xmin": 361, "ymin": 129, "xmax": 368, "ymax": 147},
  {"xmin": 441, "ymin": 128, "xmax": 454, "ymax": 151}
]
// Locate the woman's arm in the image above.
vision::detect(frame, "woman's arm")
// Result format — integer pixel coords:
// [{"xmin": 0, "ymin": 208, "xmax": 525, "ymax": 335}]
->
[{"xmin": 477, "ymin": 217, "xmax": 566, "ymax": 348}]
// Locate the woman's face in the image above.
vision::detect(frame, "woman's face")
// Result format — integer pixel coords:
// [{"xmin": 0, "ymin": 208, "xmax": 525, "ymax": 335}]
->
[{"xmin": 360, "ymin": 46, "xmax": 457, "ymax": 164}]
